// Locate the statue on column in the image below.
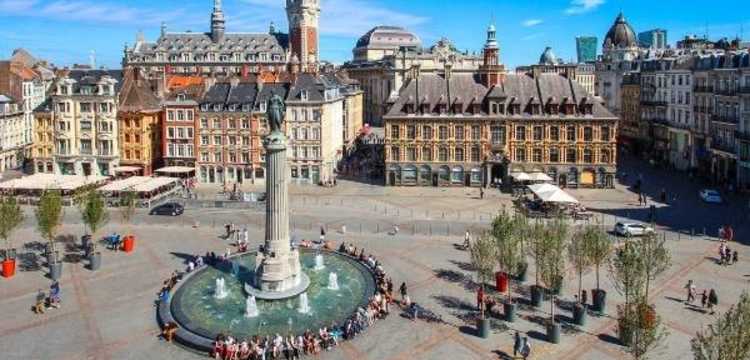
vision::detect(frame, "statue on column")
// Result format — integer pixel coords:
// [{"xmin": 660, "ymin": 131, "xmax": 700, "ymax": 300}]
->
[{"xmin": 266, "ymin": 94, "xmax": 286, "ymax": 136}]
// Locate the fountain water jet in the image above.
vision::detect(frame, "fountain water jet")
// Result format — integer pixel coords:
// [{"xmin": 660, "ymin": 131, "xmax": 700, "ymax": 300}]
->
[
  {"xmin": 314, "ymin": 253, "xmax": 325, "ymax": 271},
  {"xmin": 298, "ymin": 293, "xmax": 311, "ymax": 314},
  {"xmin": 214, "ymin": 277, "xmax": 228, "ymax": 299},
  {"xmin": 245, "ymin": 296, "xmax": 259, "ymax": 318},
  {"xmin": 328, "ymin": 272, "xmax": 339, "ymax": 291}
]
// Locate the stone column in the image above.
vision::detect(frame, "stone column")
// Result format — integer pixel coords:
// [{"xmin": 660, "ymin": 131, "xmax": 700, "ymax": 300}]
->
[{"xmin": 264, "ymin": 137, "xmax": 290, "ymax": 258}]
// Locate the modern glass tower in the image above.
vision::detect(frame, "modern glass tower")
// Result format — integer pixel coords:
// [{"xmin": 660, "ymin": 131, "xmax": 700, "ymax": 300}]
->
[{"xmin": 576, "ymin": 36, "xmax": 598, "ymax": 63}]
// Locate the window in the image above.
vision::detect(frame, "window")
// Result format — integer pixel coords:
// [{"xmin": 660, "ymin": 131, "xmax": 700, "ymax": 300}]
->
[
  {"xmin": 177, "ymin": 127, "xmax": 185, "ymax": 139},
  {"xmin": 515, "ymin": 126, "xmax": 526, "ymax": 141},
  {"xmin": 301, "ymin": 128, "xmax": 308, "ymax": 140},
  {"xmin": 455, "ymin": 126, "xmax": 464, "ymax": 140},
  {"xmin": 533, "ymin": 126, "xmax": 543, "ymax": 141},
  {"xmin": 312, "ymin": 128, "xmax": 320, "ymax": 140},
  {"xmin": 515, "ymin": 148, "xmax": 526, "ymax": 162},
  {"xmin": 213, "ymin": 119, "xmax": 221, "ymax": 128},
  {"xmin": 423, "ymin": 126, "xmax": 433, "ymax": 140},
  {"xmin": 407, "ymin": 147, "xmax": 417, "ymax": 161},
  {"xmin": 600, "ymin": 126, "xmax": 610, "ymax": 142},
  {"xmin": 292, "ymin": 128, "xmax": 298, "ymax": 140},
  {"xmin": 550, "ymin": 148, "xmax": 560, "ymax": 162},
  {"xmin": 566, "ymin": 148, "xmax": 577, "ymax": 163},
  {"xmin": 177, "ymin": 111, "xmax": 184, "ymax": 121},
  {"xmin": 242, "ymin": 119, "xmax": 250, "ymax": 129},
  {"xmin": 80, "ymin": 121, "xmax": 92, "ymax": 130},
  {"xmin": 391, "ymin": 125, "xmax": 400, "ymax": 139},
  {"xmin": 550, "ymin": 126, "xmax": 560, "ymax": 141},
  {"xmin": 439, "ymin": 126, "xmax": 448, "ymax": 140},
  {"xmin": 533, "ymin": 148, "xmax": 542, "ymax": 162},
  {"xmin": 438, "ymin": 147, "xmax": 448, "ymax": 162},
  {"xmin": 187, "ymin": 110, "xmax": 193, "ymax": 120},
  {"xmin": 601, "ymin": 149, "xmax": 611, "ymax": 163},
  {"xmin": 80, "ymin": 103, "xmax": 92, "ymax": 113},
  {"xmin": 422, "ymin": 147, "xmax": 432, "ymax": 161},
  {"xmin": 242, "ymin": 137, "xmax": 250, "ymax": 146},
  {"xmin": 583, "ymin": 149, "xmax": 593, "ymax": 163},
  {"xmin": 229, "ymin": 136, "xmax": 237, "ymax": 145},
  {"xmin": 391, "ymin": 146, "xmax": 400, "ymax": 161},
  {"xmin": 567, "ymin": 126, "xmax": 576, "ymax": 141},
  {"xmin": 201, "ymin": 135, "xmax": 209, "ymax": 145},
  {"xmin": 242, "ymin": 153, "xmax": 250, "ymax": 163},
  {"xmin": 407, "ymin": 125, "xmax": 416, "ymax": 140},
  {"xmin": 168, "ymin": 127, "xmax": 175, "ymax": 139},
  {"xmin": 313, "ymin": 110, "xmax": 321, "ymax": 122},
  {"xmin": 201, "ymin": 152, "xmax": 209, "ymax": 162},
  {"xmin": 99, "ymin": 103, "xmax": 109, "ymax": 113},
  {"xmin": 583, "ymin": 127, "xmax": 593, "ymax": 142},
  {"xmin": 228, "ymin": 119, "xmax": 236, "ymax": 129},
  {"xmin": 471, "ymin": 147, "xmax": 480, "ymax": 162},
  {"xmin": 472, "ymin": 126, "xmax": 481, "ymax": 140},
  {"xmin": 491, "ymin": 126, "xmax": 505, "ymax": 145},
  {"xmin": 455, "ymin": 147, "xmax": 464, "ymax": 162},
  {"xmin": 214, "ymin": 136, "xmax": 222, "ymax": 145},
  {"xmin": 201, "ymin": 118, "xmax": 208, "ymax": 128}
]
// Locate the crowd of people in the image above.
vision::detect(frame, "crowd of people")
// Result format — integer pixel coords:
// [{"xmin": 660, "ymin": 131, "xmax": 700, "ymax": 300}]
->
[
  {"xmin": 33, "ymin": 281, "xmax": 61, "ymax": 314},
  {"xmin": 684, "ymin": 280, "xmax": 720, "ymax": 315}
]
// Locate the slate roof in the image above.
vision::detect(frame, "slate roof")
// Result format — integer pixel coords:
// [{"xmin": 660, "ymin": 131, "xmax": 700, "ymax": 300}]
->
[
  {"xmin": 355, "ymin": 26, "xmax": 421, "ymax": 49},
  {"xmin": 58, "ymin": 69, "xmax": 123, "ymax": 95},
  {"xmin": 118, "ymin": 71, "xmax": 161, "ymax": 112},
  {"xmin": 134, "ymin": 32, "xmax": 288, "ymax": 57}
]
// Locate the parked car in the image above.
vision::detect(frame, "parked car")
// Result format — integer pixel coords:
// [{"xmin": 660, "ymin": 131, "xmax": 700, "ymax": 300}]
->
[
  {"xmin": 699, "ymin": 189, "xmax": 722, "ymax": 204},
  {"xmin": 614, "ymin": 222, "xmax": 654, "ymax": 237},
  {"xmin": 149, "ymin": 203, "xmax": 184, "ymax": 216}
]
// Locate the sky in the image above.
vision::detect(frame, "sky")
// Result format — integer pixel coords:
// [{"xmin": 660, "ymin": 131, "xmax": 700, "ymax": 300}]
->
[{"xmin": 0, "ymin": 0, "xmax": 748, "ymax": 70}]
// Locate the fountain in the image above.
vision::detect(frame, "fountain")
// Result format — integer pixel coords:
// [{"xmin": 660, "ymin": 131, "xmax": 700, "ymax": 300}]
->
[
  {"xmin": 298, "ymin": 293, "xmax": 311, "ymax": 314},
  {"xmin": 328, "ymin": 272, "xmax": 339, "ymax": 291},
  {"xmin": 214, "ymin": 277, "xmax": 228, "ymax": 299},
  {"xmin": 245, "ymin": 296, "xmax": 259, "ymax": 318},
  {"xmin": 313, "ymin": 253, "xmax": 325, "ymax": 271},
  {"xmin": 231, "ymin": 261, "xmax": 240, "ymax": 278}
]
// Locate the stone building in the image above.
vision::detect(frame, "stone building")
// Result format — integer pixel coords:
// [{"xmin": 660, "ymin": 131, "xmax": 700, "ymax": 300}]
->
[
  {"xmin": 48, "ymin": 70, "xmax": 122, "ymax": 176},
  {"xmin": 32, "ymin": 100, "xmax": 54, "ymax": 173},
  {"xmin": 345, "ymin": 27, "xmax": 482, "ymax": 126},
  {"xmin": 124, "ymin": 0, "xmax": 320, "ymax": 79},
  {"xmin": 383, "ymin": 27, "xmax": 618, "ymax": 188},
  {"xmin": 117, "ymin": 69, "xmax": 163, "ymax": 175},
  {"xmin": 619, "ymin": 73, "xmax": 642, "ymax": 150},
  {"xmin": 516, "ymin": 47, "xmax": 596, "ymax": 96},
  {"xmin": 0, "ymin": 95, "xmax": 25, "ymax": 170},
  {"xmin": 162, "ymin": 84, "xmax": 201, "ymax": 169},
  {"xmin": 596, "ymin": 12, "xmax": 643, "ymax": 115}
]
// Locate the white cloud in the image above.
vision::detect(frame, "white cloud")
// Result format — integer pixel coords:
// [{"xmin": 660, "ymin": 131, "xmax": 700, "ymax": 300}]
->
[
  {"xmin": 0, "ymin": 0, "xmax": 37, "ymax": 12},
  {"xmin": 565, "ymin": 0, "xmax": 605, "ymax": 15},
  {"xmin": 522, "ymin": 19, "xmax": 543, "ymax": 27}
]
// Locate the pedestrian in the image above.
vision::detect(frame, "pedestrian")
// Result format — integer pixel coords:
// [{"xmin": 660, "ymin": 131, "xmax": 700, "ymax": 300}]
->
[
  {"xmin": 701, "ymin": 290, "xmax": 708, "ymax": 308},
  {"xmin": 479, "ymin": 187, "xmax": 484, "ymax": 200},
  {"xmin": 320, "ymin": 226, "xmax": 326, "ymax": 243},
  {"xmin": 638, "ymin": 193, "xmax": 643, "ymax": 206},
  {"xmin": 224, "ymin": 223, "xmax": 231, "ymax": 238},
  {"xmin": 34, "ymin": 290, "xmax": 46, "ymax": 314},
  {"xmin": 733, "ymin": 250, "xmax": 739, "ymax": 265},
  {"xmin": 477, "ymin": 287, "xmax": 485, "ymax": 313},
  {"xmin": 520, "ymin": 336, "xmax": 531, "ymax": 360},
  {"xmin": 399, "ymin": 282, "xmax": 409, "ymax": 306},
  {"xmin": 708, "ymin": 289, "xmax": 718, "ymax": 315},
  {"xmin": 513, "ymin": 331, "xmax": 522, "ymax": 357},
  {"xmin": 464, "ymin": 231, "xmax": 471, "ymax": 249},
  {"xmin": 581, "ymin": 289, "xmax": 588, "ymax": 306},
  {"xmin": 685, "ymin": 280, "xmax": 696, "ymax": 304}
]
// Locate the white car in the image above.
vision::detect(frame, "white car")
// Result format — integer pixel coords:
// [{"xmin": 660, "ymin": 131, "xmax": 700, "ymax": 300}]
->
[
  {"xmin": 699, "ymin": 189, "xmax": 722, "ymax": 204},
  {"xmin": 614, "ymin": 222, "xmax": 654, "ymax": 237}
]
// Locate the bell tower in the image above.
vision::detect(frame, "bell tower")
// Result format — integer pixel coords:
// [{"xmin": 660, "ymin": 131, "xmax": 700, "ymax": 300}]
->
[
  {"xmin": 286, "ymin": 0, "xmax": 320, "ymax": 72},
  {"xmin": 479, "ymin": 22, "xmax": 505, "ymax": 87},
  {"xmin": 210, "ymin": 0, "xmax": 225, "ymax": 43}
]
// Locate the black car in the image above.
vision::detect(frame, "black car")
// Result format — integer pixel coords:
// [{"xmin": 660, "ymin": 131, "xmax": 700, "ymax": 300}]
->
[{"xmin": 149, "ymin": 203, "xmax": 184, "ymax": 216}]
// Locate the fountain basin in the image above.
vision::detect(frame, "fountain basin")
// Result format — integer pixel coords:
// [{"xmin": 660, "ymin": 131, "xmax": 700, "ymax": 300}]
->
[
  {"xmin": 158, "ymin": 249, "xmax": 376, "ymax": 352},
  {"xmin": 244, "ymin": 272, "xmax": 311, "ymax": 300}
]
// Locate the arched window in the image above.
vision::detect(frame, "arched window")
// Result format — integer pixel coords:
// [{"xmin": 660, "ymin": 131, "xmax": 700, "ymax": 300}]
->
[
  {"xmin": 422, "ymin": 147, "xmax": 432, "ymax": 161},
  {"xmin": 566, "ymin": 148, "xmax": 577, "ymax": 163},
  {"xmin": 471, "ymin": 146, "xmax": 481, "ymax": 162},
  {"xmin": 455, "ymin": 147, "xmax": 465, "ymax": 162},
  {"xmin": 438, "ymin": 147, "xmax": 448, "ymax": 162},
  {"xmin": 550, "ymin": 148, "xmax": 560, "ymax": 163}
]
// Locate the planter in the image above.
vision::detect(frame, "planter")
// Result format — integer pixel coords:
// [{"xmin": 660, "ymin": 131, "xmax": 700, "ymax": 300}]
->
[
  {"xmin": 547, "ymin": 322, "xmax": 561, "ymax": 344},
  {"xmin": 592, "ymin": 289, "xmax": 607, "ymax": 313},
  {"xmin": 495, "ymin": 272, "xmax": 509, "ymax": 293},
  {"xmin": 573, "ymin": 304, "xmax": 588, "ymax": 326},
  {"xmin": 476, "ymin": 317, "xmax": 490, "ymax": 338},
  {"xmin": 618, "ymin": 322, "xmax": 633, "ymax": 346},
  {"xmin": 88, "ymin": 252, "xmax": 102, "ymax": 271},
  {"xmin": 81, "ymin": 235, "xmax": 92, "ymax": 251},
  {"xmin": 1, "ymin": 258, "xmax": 16, "ymax": 278},
  {"xmin": 122, "ymin": 235, "xmax": 135, "ymax": 253},
  {"xmin": 49, "ymin": 261, "xmax": 63, "ymax": 280},
  {"xmin": 504, "ymin": 302, "xmax": 517, "ymax": 322},
  {"xmin": 46, "ymin": 250, "xmax": 58, "ymax": 266},
  {"xmin": 516, "ymin": 263, "xmax": 528, "ymax": 282},
  {"xmin": 530, "ymin": 285, "xmax": 544, "ymax": 307}
]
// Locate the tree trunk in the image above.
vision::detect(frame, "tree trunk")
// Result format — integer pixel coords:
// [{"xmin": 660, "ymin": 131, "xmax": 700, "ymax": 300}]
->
[
  {"xmin": 595, "ymin": 264, "xmax": 600, "ymax": 290},
  {"xmin": 578, "ymin": 270, "xmax": 583, "ymax": 304}
]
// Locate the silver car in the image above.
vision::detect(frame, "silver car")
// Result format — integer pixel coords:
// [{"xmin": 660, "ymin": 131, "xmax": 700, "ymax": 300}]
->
[{"xmin": 614, "ymin": 222, "xmax": 654, "ymax": 237}]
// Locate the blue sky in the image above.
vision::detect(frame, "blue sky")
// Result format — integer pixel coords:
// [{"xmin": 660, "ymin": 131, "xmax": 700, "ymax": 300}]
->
[{"xmin": 0, "ymin": 0, "xmax": 748, "ymax": 69}]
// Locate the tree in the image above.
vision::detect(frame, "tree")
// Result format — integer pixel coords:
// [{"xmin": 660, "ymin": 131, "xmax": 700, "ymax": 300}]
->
[
  {"xmin": 35, "ymin": 190, "xmax": 64, "ymax": 257},
  {"xmin": 78, "ymin": 190, "xmax": 109, "ymax": 242},
  {"xmin": 583, "ymin": 223, "xmax": 612, "ymax": 292},
  {"xmin": 692, "ymin": 292, "xmax": 750, "ymax": 360},
  {"xmin": 0, "ymin": 197, "xmax": 24, "ymax": 255},
  {"xmin": 526, "ymin": 220, "xmax": 548, "ymax": 289},
  {"xmin": 569, "ymin": 225, "xmax": 592, "ymax": 305},
  {"xmin": 492, "ymin": 210, "xmax": 525, "ymax": 303},
  {"xmin": 538, "ymin": 217, "xmax": 569, "ymax": 320},
  {"xmin": 609, "ymin": 241, "xmax": 646, "ymax": 313},
  {"xmin": 635, "ymin": 232, "xmax": 671, "ymax": 300},
  {"xmin": 469, "ymin": 231, "xmax": 497, "ymax": 318},
  {"xmin": 627, "ymin": 299, "xmax": 668, "ymax": 360},
  {"xmin": 119, "ymin": 191, "xmax": 138, "ymax": 234}
]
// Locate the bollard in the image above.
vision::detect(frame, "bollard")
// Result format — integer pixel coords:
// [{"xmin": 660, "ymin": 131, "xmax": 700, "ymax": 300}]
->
[
  {"xmin": 691, "ymin": 228, "xmax": 695, "ymax": 238},
  {"xmin": 429, "ymin": 224, "xmax": 433, "ymax": 236}
]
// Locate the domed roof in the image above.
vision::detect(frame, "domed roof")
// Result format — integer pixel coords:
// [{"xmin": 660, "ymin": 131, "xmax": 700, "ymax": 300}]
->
[
  {"xmin": 604, "ymin": 12, "xmax": 638, "ymax": 49},
  {"xmin": 355, "ymin": 26, "xmax": 422, "ymax": 49},
  {"xmin": 539, "ymin": 47, "xmax": 558, "ymax": 65}
]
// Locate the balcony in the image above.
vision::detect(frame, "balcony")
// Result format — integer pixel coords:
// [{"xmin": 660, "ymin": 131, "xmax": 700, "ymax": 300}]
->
[
  {"xmin": 641, "ymin": 100, "xmax": 668, "ymax": 107},
  {"xmin": 711, "ymin": 139, "xmax": 736, "ymax": 154},
  {"xmin": 716, "ymin": 88, "xmax": 738, "ymax": 96},
  {"xmin": 712, "ymin": 115, "xmax": 739, "ymax": 124},
  {"xmin": 740, "ymin": 87, "xmax": 750, "ymax": 94},
  {"xmin": 694, "ymin": 86, "xmax": 714, "ymax": 93}
]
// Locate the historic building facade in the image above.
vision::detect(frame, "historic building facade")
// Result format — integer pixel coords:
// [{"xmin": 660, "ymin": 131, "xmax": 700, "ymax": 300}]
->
[
  {"xmin": 595, "ymin": 13, "xmax": 644, "ymax": 116},
  {"xmin": 619, "ymin": 73, "xmax": 642, "ymax": 149},
  {"xmin": 48, "ymin": 70, "xmax": 121, "ymax": 176},
  {"xmin": 123, "ymin": 0, "xmax": 320, "ymax": 78},
  {"xmin": 0, "ymin": 95, "xmax": 25, "ymax": 170},
  {"xmin": 383, "ymin": 27, "xmax": 618, "ymax": 188},
  {"xmin": 162, "ymin": 86, "xmax": 200, "ymax": 169},
  {"xmin": 32, "ymin": 100, "xmax": 54, "ymax": 173},
  {"xmin": 516, "ymin": 47, "xmax": 596, "ymax": 96},
  {"xmin": 117, "ymin": 69, "xmax": 163, "ymax": 175}
]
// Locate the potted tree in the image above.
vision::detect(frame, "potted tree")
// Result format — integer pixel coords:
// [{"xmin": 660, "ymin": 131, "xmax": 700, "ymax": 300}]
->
[
  {"xmin": 610, "ymin": 241, "xmax": 646, "ymax": 346},
  {"xmin": 692, "ymin": 291, "xmax": 750, "ymax": 360},
  {"xmin": 569, "ymin": 225, "xmax": 592, "ymax": 326},
  {"xmin": 636, "ymin": 230, "xmax": 671, "ymax": 301},
  {"xmin": 539, "ymin": 217, "xmax": 569, "ymax": 344},
  {"xmin": 526, "ymin": 220, "xmax": 548, "ymax": 308},
  {"xmin": 119, "ymin": 191, "xmax": 137, "ymax": 253},
  {"xmin": 492, "ymin": 210, "xmax": 525, "ymax": 322},
  {"xmin": 78, "ymin": 191, "xmax": 109, "ymax": 271},
  {"xmin": 0, "ymin": 197, "xmax": 24, "ymax": 278},
  {"xmin": 469, "ymin": 232, "xmax": 497, "ymax": 338},
  {"xmin": 36, "ymin": 190, "xmax": 64, "ymax": 280},
  {"xmin": 584, "ymin": 223, "xmax": 612, "ymax": 313}
]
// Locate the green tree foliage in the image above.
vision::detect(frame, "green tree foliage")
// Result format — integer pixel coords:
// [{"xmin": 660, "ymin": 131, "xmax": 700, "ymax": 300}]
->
[
  {"xmin": 526, "ymin": 220, "xmax": 548, "ymax": 287},
  {"xmin": 470, "ymin": 232, "xmax": 497, "ymax": 289},
  {"xmin": 538, "ymin": 217, "xmax": 569, "ymax": 320},
  {"xmin": 569, "ymin": 225, "xmax": 593, "ymax": 304},
  {"xmin": 78, "ymin": 190, "xmax": 109, "ymax": 239},
  {"xmin": 634, "ymin": 232, "xmax": 671, "ymax": 300},
  {"xmin": 35, "ymin": 190, "xmax": 63, "ymax": 253},
  {"xmin": 626, "ymin": 299, "xmax": 668, "ymax": 360},
  {"xmin": 119, "ymin": 191, "xmax": 138, "ymax": 232},
  {"xmin": 0, "ymin": 197, "xmax": 24, "ymax": 252},
  {"xmin": 492, "ymin": 210, "xmax": 525, "ymax": 301},
  {"xmin": 583, "ymin": 223, "xmax": 612, "ymax": 291},
  {"xmin": 692, "ymin": 292, "xmax": 750, "ymax": 360}
]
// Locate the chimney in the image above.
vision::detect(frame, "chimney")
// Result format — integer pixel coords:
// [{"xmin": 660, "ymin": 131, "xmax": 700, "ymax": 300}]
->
[{"xmin": 230, "ymin": 76, "xmax": 240, "ymax": 88}]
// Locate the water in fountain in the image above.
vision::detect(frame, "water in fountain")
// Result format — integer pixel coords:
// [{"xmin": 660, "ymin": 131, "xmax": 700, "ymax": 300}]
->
[
  {"xmin": 245, "ymin": 296, "xmax": 259, "ymax": 318},
  {"xmin": 214, "ymin": 277, "xmax": 229, "ymax": 299},
  {"xmin": 328, "ymin": 272, "xmax": 339, "ymax": 291},
  {"xmin": 231, "ymin": 261, "xmax": 240, "ymax": 278},
  {"xmin": 298, "ymin": 293, "xmax": 311, "ymax": 314},
  {"xmin": 314, "ymin": 254, "xmax": 325, "ymax": 271}
]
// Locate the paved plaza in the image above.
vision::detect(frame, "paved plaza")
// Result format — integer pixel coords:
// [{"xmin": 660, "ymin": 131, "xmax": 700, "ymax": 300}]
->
[{"xmin": 2, "ymin": 156, "xmax": 750, "ymax": 360}]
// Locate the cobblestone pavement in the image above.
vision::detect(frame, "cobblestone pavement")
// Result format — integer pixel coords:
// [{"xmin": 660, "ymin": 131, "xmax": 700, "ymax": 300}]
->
[{"xmin": 1, "ymin": 156, "xmax": 749, "ymax": 360}]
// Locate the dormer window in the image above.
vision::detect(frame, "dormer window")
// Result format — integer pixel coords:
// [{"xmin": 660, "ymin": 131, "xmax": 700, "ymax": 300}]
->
[
  {"xmin": 259, "ymin": 102, "xmax": 267, "ymax": 112},
  {"xmin": 201, "ymin": 104, "xmax": 209, "ymax": 111},
  {"xmin": 452, "ymin": 103, "xmax": 462, "ymax": 114},
  {"xmin": 177, "ymin": 94, "xmax": 186, "ymax": 101},
  {"xmin": 403, "ymin": 104, "xmax": 414, "ymax": 114},
  {"xmin": 213, "ymin": 104, "xmax": 222, "ymax": 112},
  {"xmin": 242, "ymin": 104, "xmax": 251, "ymax": 112},
  {"xmin": 300, "ymin": 90, "xmax": 308, "ymax": 101},
  {"xmin": 229, "ymin": 104, "xmax": 237, "ymax": 112}
]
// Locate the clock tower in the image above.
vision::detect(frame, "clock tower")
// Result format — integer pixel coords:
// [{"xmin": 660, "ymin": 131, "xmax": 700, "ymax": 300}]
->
[{"xmin": 286, "ymin": 0, "xmax": 320, "ymax": 72}]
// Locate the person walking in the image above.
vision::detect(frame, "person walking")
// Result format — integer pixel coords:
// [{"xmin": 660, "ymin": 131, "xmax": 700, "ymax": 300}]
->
[
  {"xmin": 479, "ymin": 187, "xmax": 484, "ymax": 200},
  {"xmin": 708, "ymin": 289, "xmax": 718, "ymax": 315},
  {"xmin": 733, "ymin": 250, "xmax": 739, "ymax": 265},
  {"xmin": 513, "ymin": 331, "xmax": 522, "ymax": 357},
  {"xmin": 477, "ymin": 286, "xmax": 485, "ymax": 314},
  {"xmin": 399, "ymin": 282, "xmax": 410, "ymax": 306},
  {"xmin": 320, "ymin": 226, "xmax": 326, "ymax": 243},
  {"xmin": 701, "ymin": 290, "xmax": 708, "ymax": 309},
  {"xmin": 463, "ymin": 231, "xmax": 471, "ymax": 249},
  {"xmin": 685, "ymin": 280, "xmax": 696, "ymax": 304},
  {"xmin": 520, "ymin": 336, "xmax": 531, "ymax": 360}
]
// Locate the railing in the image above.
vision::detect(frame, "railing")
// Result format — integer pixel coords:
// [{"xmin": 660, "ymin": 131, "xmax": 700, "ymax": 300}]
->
[
  {"xmin": 641, "ymin": 100, "xmax": 668, "ymax": 107},
  {"xmin": 711, "ymin": 139, "xmax": 736, "ymax": 153},
  {"xmin": 739, "ymin": 87, "xmax": 750, "ymax": 94},
  {"xmin": 716, "ymin": 88, "xmax": 738, "ymax": 96}
]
